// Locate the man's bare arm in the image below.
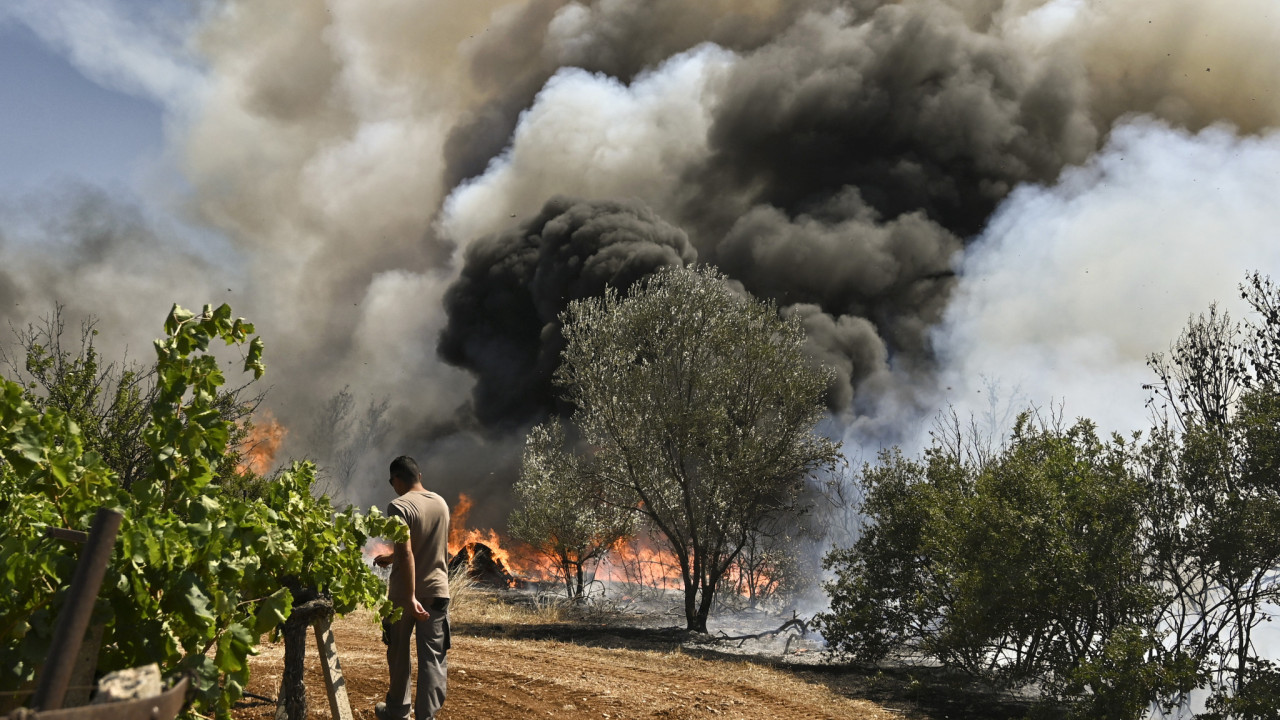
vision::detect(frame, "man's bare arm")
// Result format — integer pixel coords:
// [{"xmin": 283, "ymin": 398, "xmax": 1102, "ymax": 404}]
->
[{"xmin": 392, "ymin": 541, "xmax": 431, "ymax": 620}]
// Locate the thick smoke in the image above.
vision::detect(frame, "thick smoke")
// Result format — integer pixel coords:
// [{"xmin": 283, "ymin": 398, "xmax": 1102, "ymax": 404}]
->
[
  {"xmin": 439, "ymin": 196, "xmax": 695, "ymax": 428},
  {"xmin": 688, "ymin": 2, "xmax": 1096, "ymax": 240},
  {"xmin": 928, "ymin": 119, "xmax": 1280, "ymax": 447},
  {"xmin": 784, "ymin": 304, "xmax": 891, "ymax": 414},
  {"xmin": 439, "ymin": 0, "xmax": 1092, "ymax": 428},
  {"xmin": 443, "ymin": 0, "xmax": 820, "ymax": 188},
  {"xmin": 0, "ymin": 184, "xmax": 218, "ymax": 354},
  {"xmin": 717, "ymin": 190, "xmax": 960, "ymax": 367},
  {"xmin": 5, "ymin": 0, "xmax": 1280, "ymax": 515}
]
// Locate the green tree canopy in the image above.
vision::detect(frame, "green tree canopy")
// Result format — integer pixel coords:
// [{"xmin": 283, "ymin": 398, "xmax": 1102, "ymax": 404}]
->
[
  {"xmin": 820, "ymin": 272, "xmax": 1280, "ymax": 718},
  {"xmin": 819, "ymin": 414, "xmax": 1189, "ymax": 719},
  {"xmin": 509, "ymin": 418, "xmax": 635, "ymax": 599},
  {"xmin": 555, "ymin": 265, "xmax": 841, "ymax": 631}
]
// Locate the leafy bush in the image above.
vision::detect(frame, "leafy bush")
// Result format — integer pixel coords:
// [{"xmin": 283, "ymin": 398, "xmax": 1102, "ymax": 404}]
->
[
  {"xmin": 0, "ymin": 304, "xmax": 404, "ymax": 719},
  {"xmin": 817, "ymin": 415, "xmax": 1187, "ymax": 718},
  {"xmin": 820, "ymin": 273, "xmax": 1280, "ymax": 718}
]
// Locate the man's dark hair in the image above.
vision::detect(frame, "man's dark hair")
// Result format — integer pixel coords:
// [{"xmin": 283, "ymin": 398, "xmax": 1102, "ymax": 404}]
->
[{"xmin": 389, "ymin": 455, "xmax": 420, "ymax": 485}]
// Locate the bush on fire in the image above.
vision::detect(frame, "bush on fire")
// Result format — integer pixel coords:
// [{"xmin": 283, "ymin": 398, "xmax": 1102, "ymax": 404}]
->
[{"xmin": 0, "ymin": 304, "xmax": 405, "ymax": 719}]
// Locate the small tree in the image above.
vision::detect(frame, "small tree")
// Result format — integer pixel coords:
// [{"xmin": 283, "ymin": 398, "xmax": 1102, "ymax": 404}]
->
[
  {"xmin": 0, "ymin": 305, "xmax": 262, "ymax": 491},
  {"xmin": 1144, "ymin": 277, "xmax": 1280, "ymax": 715},
  {"xmin": 556, "ymin": 265, "xmax": 841, "ymax": 632},
  {"xmin": 508, "ymin": 419, "xmax": 635, "ymax": 599},
  {"xmin": 305, "ymin": 385, "xmax": 391, "ymax": 500}
]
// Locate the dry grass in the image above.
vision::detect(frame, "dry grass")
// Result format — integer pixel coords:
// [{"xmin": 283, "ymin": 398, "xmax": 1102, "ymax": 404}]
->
[{"xmin": 444, "ymin": 565, "xmax": 567, "ymax": 624}]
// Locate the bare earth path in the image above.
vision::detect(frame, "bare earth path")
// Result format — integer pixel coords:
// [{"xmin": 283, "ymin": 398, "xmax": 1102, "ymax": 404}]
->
[{"xmin": 232, "ymin": 612, "xmax": 898, "ymax": 720}]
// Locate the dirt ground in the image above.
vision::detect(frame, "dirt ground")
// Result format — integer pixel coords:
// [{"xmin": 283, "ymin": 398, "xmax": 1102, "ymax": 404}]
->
[{"xmin": 231, "ymin": 611, "xmax": 900, "ymax": 720}]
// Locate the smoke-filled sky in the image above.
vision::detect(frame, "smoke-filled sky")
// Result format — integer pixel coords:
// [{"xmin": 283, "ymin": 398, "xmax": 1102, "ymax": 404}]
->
[{"xmin": 3, "ymin": 0, "xmax": 1280, "ymax": 530}]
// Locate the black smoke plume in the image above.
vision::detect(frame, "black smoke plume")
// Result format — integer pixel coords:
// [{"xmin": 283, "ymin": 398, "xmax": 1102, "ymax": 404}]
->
[
  {"xmin": 436, "ymin": 1, "xmax": 1097, "ymax": 430},
  {"xmin": 438, "ymin": 196, "xmax": 695, "ymax": 428}
]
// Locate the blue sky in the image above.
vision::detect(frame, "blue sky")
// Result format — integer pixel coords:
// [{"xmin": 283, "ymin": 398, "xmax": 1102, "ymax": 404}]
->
[{"xmin": 0, "ymin": 17, "xmax": 165, "ymax": 193}]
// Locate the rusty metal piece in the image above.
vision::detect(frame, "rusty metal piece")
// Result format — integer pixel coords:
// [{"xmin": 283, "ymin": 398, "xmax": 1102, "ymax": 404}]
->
[
  {"xmin": 30, "ymin": 508, "xmax": 123, "ymax": 712},
  {"xmin": 10, "ymin": 676, "xmax": 189, "ymax": 720},
  {"xmin": 44, "ymin": 528, "xmax": 89, "ymax": 544}
]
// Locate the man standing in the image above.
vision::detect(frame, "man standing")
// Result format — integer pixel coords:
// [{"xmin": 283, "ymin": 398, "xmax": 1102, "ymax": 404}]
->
[{"xmin": 373, "ymin": 455, "xmax": 451, "ymax": 720}]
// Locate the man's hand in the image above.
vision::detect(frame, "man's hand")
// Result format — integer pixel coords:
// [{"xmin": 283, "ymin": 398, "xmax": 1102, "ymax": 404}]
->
[
  {"xmin": 409, "ymin": 597, "xmax": 431, "ymax": 621},
  {"xmin": 373, "ymin": 552, "xmax": 393, "ymax": 568}
]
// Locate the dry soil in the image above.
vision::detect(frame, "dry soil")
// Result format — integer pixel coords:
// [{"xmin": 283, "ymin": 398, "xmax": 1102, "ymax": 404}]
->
[{"xmin": 231, "ymin": 611, "xmax": 901, "ymax": 720}]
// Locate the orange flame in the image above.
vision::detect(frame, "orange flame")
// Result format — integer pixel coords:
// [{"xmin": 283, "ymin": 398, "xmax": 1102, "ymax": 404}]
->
[
  {"xmin": 237, "ymin": 410, "xmax": 286, "ymax": 476},
  {"xmin": 447, "ymin": 493, "xmax": 474, "ymax": 551},
  {"xmin": 447, "ymin": 494, "xmax": 557, "ymax": 584},
  {"xmin": 443, "ymin": 493, "xmax": 776, "ymax": 597},
  {"xmin": 596, "ymin": 536, "xmax": 684, "ymax": 590}
]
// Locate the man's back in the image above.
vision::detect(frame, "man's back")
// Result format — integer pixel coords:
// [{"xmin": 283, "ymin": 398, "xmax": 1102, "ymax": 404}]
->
[{"xmin": 388, "ymin": 490, "xmax": 450, "ymax": 601}]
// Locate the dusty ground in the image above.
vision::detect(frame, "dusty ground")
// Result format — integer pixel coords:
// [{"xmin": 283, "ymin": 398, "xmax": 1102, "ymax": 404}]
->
[
  {"xmin": 231, "ymin": 609, "xmax": 900, "ymax": 720},
  {"xmin": 231, "ymin": 587, "xmax": 1033, "ymax": 720}
]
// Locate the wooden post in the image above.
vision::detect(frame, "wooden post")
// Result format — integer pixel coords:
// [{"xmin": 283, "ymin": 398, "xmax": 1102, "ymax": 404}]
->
[
  {"xmin": 313, "ymin": 617, "xmax": 354, "ymax": 720},
  {"xmin": 63, "ymin": 621, "xmax": 106, "ymax": 707},
  {"xmin": 276, "ymin": 597, "xmax": 353, "ymax": 720},
  {"xmin": 32, "ymin": 508, "xmax": 123, "ymax": 712}
]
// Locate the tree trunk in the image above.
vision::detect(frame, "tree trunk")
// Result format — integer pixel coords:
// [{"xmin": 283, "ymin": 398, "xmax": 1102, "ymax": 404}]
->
[
  {"xmin": 562, "ymin": 558, "xmax": 576, "ymax": 599},
  {"xmin": 683, "ymin": 582, "xmax": 701, "ymax": 631},
  {"xmin": 693, "ymin": 575, "xmax": 717, "ymax": 633},
  {"xmin": 278, "ymin": 618, "xmax": 308, "ymax": 720}
]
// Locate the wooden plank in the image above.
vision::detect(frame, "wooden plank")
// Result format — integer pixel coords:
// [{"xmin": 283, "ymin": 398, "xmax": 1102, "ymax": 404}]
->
[{"xmin": 312, "ymin": 617, "xmax": 354, "ymax": 720}]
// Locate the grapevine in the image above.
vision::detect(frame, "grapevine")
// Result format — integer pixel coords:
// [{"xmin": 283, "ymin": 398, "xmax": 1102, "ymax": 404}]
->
[{"xmin": 0, "ymin": 304, "xmax": 405, "ymax": 719}]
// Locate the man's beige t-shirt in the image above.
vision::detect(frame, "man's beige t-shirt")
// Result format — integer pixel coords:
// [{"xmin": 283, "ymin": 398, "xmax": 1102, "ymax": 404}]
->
[{"xmin": 387, "ymin": 490, "xmax": 451, "ymax": 602}]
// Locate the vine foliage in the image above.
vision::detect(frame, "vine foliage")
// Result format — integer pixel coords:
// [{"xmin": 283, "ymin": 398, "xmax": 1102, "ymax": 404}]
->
[{"xmin": 0, "ymin": 303, "xmax": 405, "ymax": 718}]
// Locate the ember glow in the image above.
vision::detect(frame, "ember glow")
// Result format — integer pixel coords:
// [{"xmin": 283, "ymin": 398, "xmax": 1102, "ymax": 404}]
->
[
  {"xmin": 236, "ymin": 410, "xmax": 286, "ymax": 476},
  {"xmin": 363, "ymin": 538, "xmax": 393, "ymax": 565}
]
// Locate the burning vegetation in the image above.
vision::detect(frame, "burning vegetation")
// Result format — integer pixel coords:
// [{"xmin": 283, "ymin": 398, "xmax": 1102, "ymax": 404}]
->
[
  {"xmin": 440, "ymin": 492, "xmax": 781, "ymax": 604},
  {"xmin": 236, "ymin": 410, "xmax": 286, "ymax": 476}
]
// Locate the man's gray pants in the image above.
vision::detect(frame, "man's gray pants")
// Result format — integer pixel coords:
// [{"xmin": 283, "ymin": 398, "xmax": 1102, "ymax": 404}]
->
[{"xmin": 384, "ymin": 597, "xmax": 450, "ymax": 720}]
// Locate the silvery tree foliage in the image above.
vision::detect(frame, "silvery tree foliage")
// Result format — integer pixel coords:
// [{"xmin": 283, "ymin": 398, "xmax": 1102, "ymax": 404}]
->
[
  {"xmin": 554, "ymin": 265, "xmax": 841, "ymax": 632},
  {"xmin": 509, "ymin": 418, "xmax": 635, "ymax": 600}
]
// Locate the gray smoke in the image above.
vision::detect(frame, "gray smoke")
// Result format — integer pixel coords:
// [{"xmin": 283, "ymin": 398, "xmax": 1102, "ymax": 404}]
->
[
  {"xmin": 717, "ymin": 190, "xmax": 960, "ymax": 363},
  {"xmin": 6, "ymin": 0, "xmax": 1280, "ymax": 512},
  {"xmin": 0, "ymin": 184, "xmax": 218, "ymax": 353},
  {"xmin": 685, "ymin": 2, "xmax": 1096, "ymax": 240},
  {"xmin": 443, "ymin": 0, "xmax": 821, "ymax": 188}
]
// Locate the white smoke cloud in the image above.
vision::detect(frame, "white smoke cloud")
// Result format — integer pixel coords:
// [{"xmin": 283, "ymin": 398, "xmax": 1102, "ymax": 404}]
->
[
  {"xmin": 439, "ymin": 43, "xmax": 736, "ymax": 249},
  {"xmin": 0, "ymin": 0, "xmax": 206, "ymax": 107},
  {"xmin": 905, "ymin": 118, "xmax": 1280, "ymax": 452}
]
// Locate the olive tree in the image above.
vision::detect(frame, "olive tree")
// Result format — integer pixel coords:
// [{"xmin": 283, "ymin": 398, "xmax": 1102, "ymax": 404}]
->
[
  {"xmin": 555, "ymin": 265, "xmax": 841, "ymax": 632},
  {"xmin": 509, "ymin": 418, "xmax": 635, "ymax": 599}
]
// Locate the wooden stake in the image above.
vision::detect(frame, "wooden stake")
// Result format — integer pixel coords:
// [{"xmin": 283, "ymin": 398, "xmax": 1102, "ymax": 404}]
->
[{"xmin": 313, "ymin": 617, "xmax": 354, "ymax": 720}]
